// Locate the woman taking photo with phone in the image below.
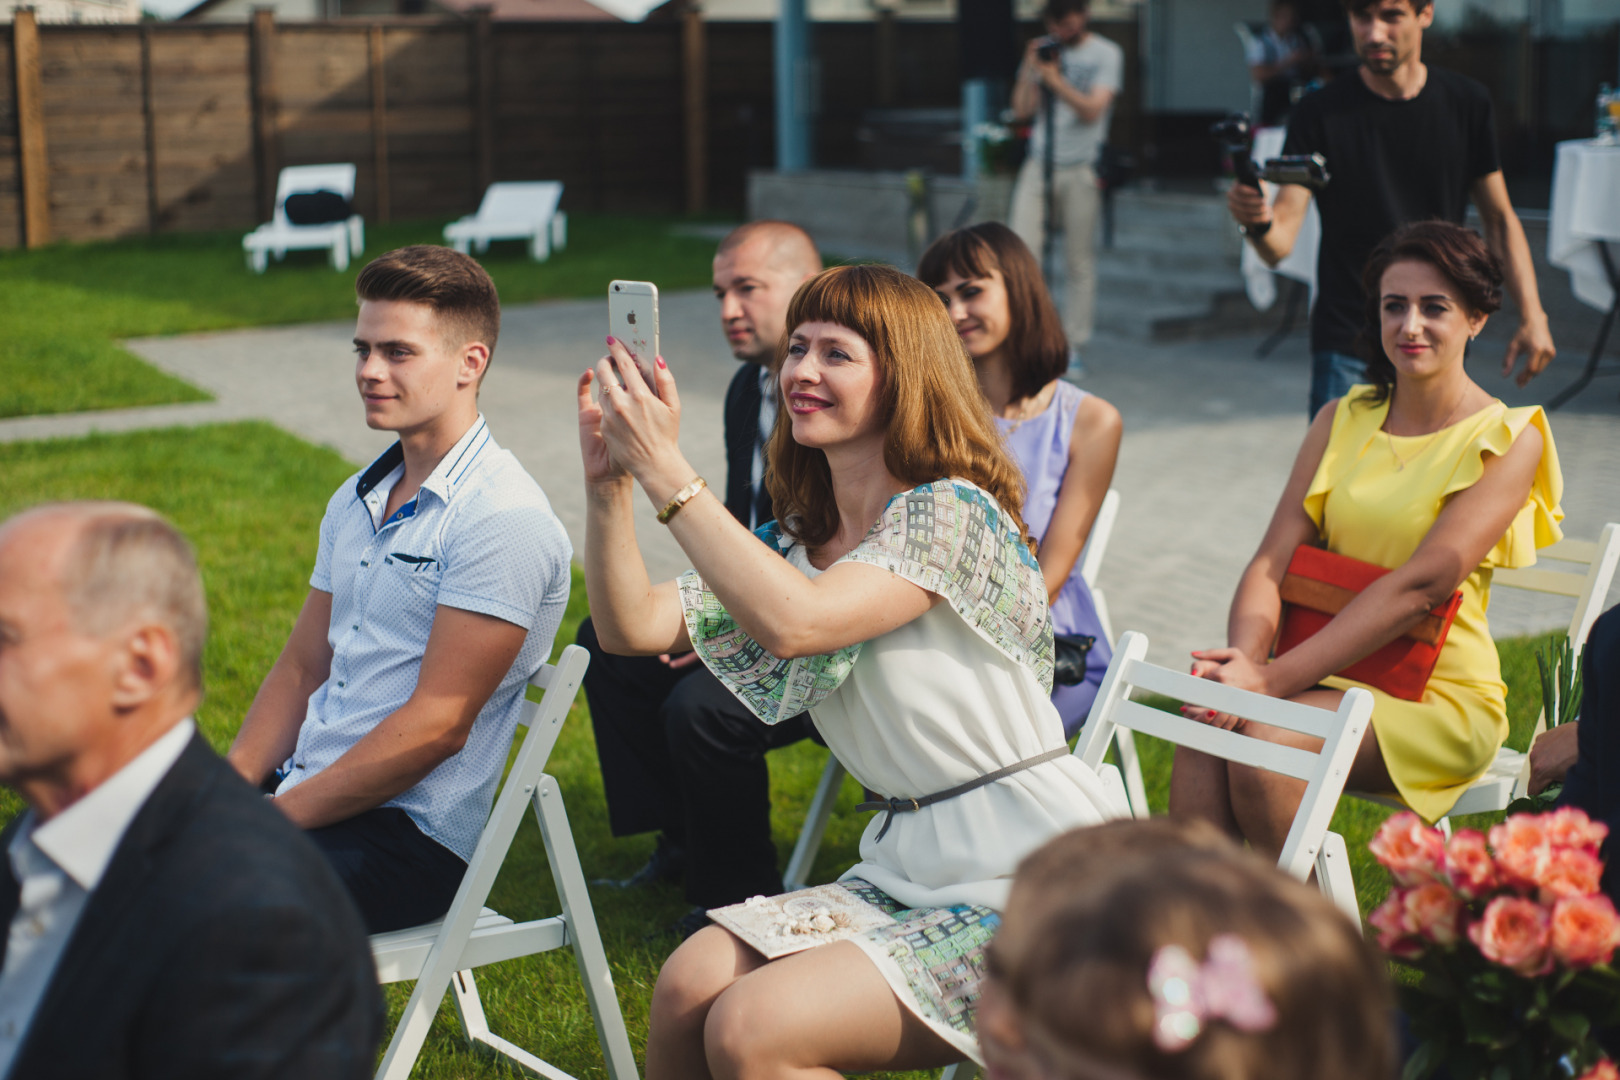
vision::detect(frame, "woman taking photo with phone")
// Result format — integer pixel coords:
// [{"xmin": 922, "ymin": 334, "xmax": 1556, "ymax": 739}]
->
[
  {"xmin": 577, "ymin": 264, "xmax": 1122, "ymax": 1078},
  {"xmin": 1171, "ymin": 221, "xmax": 1563, "ymax": 854},
  {"xmin": 919, "ymin": 222, "xmax": 1123, "ymax": 733}
]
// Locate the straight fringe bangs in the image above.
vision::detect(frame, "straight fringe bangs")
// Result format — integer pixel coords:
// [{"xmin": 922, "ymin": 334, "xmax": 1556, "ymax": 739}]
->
[
  {"xmin": 765, "ymin": 264, "xmax": 1032, "ymax": 552},
  {"xmin": 916, "ymin": 223, "xmax": 1070, "ymax": 401}
]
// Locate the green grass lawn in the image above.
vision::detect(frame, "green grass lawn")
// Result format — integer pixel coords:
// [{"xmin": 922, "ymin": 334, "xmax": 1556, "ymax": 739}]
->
[
  {"xmin": 0, "ymin": 422, "xmax": 1562, "ymax": 1078},
  {"xmin": 0, "ymin": 215, "xmax": 720, "ymax": 421}
]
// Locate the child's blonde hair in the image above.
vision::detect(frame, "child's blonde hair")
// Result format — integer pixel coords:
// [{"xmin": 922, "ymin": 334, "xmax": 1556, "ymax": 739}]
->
[{"xmin": 1005, "ymin": 823, "xmax": 1393, "ymax": 1080}]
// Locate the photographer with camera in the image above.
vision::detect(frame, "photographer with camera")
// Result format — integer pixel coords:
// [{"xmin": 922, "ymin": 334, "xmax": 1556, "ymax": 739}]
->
[
  {"xmin": 1009, "ymin": 0, "xmax": 1123, "ymax": 368},
  {"xmin": 1230, "ymin": 0, "xmax": 1554, "ymax": 417}
]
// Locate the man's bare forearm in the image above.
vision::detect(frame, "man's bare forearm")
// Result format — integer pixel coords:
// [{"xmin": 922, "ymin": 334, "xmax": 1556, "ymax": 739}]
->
[
  {"xmin": 269, "ymin": 698, "xmax": 468, "ymax": 829},
  {"xmin": 229, "ymin": 661, "xmax": 322, "ymax": 785},
  {"xmin": 1485, "ymin": 209, "xmax": 1548, "ymax": 326}
]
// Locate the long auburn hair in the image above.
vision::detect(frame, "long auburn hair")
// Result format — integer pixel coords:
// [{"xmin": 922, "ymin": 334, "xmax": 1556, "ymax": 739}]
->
[
  {"xmin": 765, "ymin": 264, "xmax": 1031, "ymax": 551},
  {"xmin": 1355, "ymin": 221, "xmax": 1502, "ymax": 408},
  {"xmin": 916, "ymin": 223, "xmax": 1070, "ymax": 402}
]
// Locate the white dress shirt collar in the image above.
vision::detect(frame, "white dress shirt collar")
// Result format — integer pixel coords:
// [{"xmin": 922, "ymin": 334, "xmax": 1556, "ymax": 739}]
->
[{"xmin": 26, "ymin": 719, "xmax": 194, "ymax": 892}]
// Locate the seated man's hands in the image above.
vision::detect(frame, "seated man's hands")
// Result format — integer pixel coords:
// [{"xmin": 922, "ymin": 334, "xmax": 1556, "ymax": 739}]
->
[
  {"xmin": 1528, "ymin": 721, "xmax": 1579, "ymax": 797},
  {"xmin": 660, "ymin": 651, "xmax": 701, "ymax": 671}
]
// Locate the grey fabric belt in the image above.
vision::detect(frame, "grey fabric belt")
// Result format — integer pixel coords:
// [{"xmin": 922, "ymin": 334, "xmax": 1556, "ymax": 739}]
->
[{"xmin": 856, "ymin": 746, "xmax": 1071, "ymax": 841}]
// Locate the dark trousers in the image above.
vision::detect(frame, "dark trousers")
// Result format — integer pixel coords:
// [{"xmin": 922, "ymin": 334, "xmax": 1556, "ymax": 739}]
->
[
  {"xmin": 306, "ymin": 807, "xmax": 468, "ymax": 934},
  {"xmin": 576, "ymin": 616, "xmax": 818, "ymax": 908}
]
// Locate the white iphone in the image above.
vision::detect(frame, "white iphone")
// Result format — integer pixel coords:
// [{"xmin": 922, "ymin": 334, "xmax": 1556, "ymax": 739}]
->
[{"xmin": 608, "ymin": 280, "xmax": 660, "ymax": 396}]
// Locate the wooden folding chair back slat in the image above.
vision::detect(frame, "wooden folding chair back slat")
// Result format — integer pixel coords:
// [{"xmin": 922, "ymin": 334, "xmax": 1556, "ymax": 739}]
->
[
  {"xmin": 783, "ymin": 490, "xmax": 1127, "ymax": 892},
  {"xmin": 369, "ymin": 644, "xmax": 638, "ymax": 1080},
  {"xmin": 1074, "ymin": 631, "xmax": 1372, "ymax": 918}
]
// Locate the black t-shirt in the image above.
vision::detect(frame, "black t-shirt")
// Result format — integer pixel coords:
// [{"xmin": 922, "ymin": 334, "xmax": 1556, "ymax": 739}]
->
[{"xmin": 1283, "ymin": 67, "xmax": 1500, "ymax": 354}]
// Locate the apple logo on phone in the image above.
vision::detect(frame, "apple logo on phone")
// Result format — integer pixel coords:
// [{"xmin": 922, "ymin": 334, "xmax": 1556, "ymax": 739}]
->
[{"xmin": 627, "ymin": 313, "xmax": 637, "ymax": 325}]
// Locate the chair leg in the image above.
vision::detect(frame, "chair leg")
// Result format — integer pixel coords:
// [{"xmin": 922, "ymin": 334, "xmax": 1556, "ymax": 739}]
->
[
  {"xmin": 451, "ymin": 968, "xmax": 577, "ymax": 1080},
  {"xmin": 350, "ymin": 216, "xmax": 365, "ymax": 257},
  {"xmin": 373, "ymin": 949, "xmax": 457, "ymax": 1080},
  {"xmin": 1314, "ymin": 831, "xmax": 1362, "ymax": 932},
  {"xmin": 1112, "ymin": 728, "xmax": 1151, "ymax": 820},
  {"xmin": 784, "ymin": 755, "xmax": 847, "ymax": 892},
  {"xmin": 530, "ymin": 228, "xmax": 550, "ymax": 262},
  {"xmin": 940, "ymin": 1061, "xmax": 977, "ymax": 1080},
  {"xmin": 553, "ymin": 211, "xmax": 568, "ymax": 251},
  {"xmin": 533, "ymin": 775, "xmax": 640, "ymax": 1080}
]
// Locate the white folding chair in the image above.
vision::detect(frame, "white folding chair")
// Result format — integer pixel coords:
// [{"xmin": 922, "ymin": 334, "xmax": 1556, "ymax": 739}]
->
[
  {"xmin": 1350, "ymin": 523, "xmax": 1620, "ymax": 826},
  {"xmin": 783, "ymin": 491, "xmax": 1142, "ymax": 891},
  {"xmin": 242, "ymin": 163, "xmax": 366, "ymax": 273},
  {"xmin": 1074, "ymin": 631, "xmax": 1372, "ymax": 925},
  {"xmin": 444, "ymin": 182, "xmax": 569, "ymax": 262},
  {"xmin": 369, "ymin": 644, "xmax": 638, "ymax": 1080}
]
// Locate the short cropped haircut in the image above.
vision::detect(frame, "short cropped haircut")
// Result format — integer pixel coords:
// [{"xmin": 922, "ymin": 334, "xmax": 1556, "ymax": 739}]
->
[
  {"xmin": 1342, "ymin": 0, "xmax": 1432, "ymax": 14},
  {"xmin": 1043, "ymin": 0, "xmax": 1089, "ymax": 20},
  {"xmin": 355, "ymin": 245, "xmax": 501, "ymax": 360},
  {"xmin": 917, "ymin": 223, "xmax": 1070, "ymax": 403},
  {"xmin": 43, "ymin": 502, "xmax": 209, "ymax": 694}
]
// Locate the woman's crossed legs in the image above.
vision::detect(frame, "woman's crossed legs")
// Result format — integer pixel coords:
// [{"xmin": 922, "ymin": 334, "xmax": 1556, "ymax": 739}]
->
[
  {"xmin": 648, "ymin": 924, "xmax": 962, "ymax": 1080},
  {"xmin": 1168, "ymin": 688, "xmax": 1395, "ymax": 860}
]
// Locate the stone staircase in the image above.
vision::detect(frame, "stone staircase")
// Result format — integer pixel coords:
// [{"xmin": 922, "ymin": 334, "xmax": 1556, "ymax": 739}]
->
[{"xmin": 1089, "ymin": 187, "xmax": 1287, "ymax": 342}]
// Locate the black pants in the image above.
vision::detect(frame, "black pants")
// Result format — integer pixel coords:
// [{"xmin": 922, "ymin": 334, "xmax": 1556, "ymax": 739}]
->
[
  {"xmin": 576, "ymin": 616, "xmax": 818, "ymax": 908},
  {"xmin": 306, "ymin": 807, "xmax": 468, "ymax": 934}
]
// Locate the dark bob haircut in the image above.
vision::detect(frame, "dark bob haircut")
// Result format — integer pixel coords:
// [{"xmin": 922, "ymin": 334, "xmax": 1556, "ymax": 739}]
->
[
  {"xmin": 1356, "ymin": 220, "xmax": 1502, "ymax": 407},
  {"xmin": 916, "ymin": 223, "xmax": 1070, "ymax": 403}
]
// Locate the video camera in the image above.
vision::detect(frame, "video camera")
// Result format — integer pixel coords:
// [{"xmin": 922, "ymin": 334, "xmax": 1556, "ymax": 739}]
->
[
  {"xmin": 1035, "ymin": 36, "xmax": 1063, "ymax": 64},
  {"xmin": 1210, "ymin": 112, "xmax": 1330, "ymax": 191}
]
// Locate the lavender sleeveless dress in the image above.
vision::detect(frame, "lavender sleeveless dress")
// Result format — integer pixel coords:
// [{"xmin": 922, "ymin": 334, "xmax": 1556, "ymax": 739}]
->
[{"xmin": 997, "ymin": 380, "xmax": 1113, "ymax": 736}]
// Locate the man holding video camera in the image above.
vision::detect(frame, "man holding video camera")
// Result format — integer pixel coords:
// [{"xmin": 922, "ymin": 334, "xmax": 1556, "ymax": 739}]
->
[
  {"xmin": 1009, "ymin": 0, "xmax": 1123, "ymax": 364},
  {"xmin": 1230, "ymin": 0, "xmax": 1555, "ymax": 416}
]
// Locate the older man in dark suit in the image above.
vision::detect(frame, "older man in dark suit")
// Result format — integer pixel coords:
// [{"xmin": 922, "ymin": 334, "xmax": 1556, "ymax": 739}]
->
[
  {"xmin": 0, "ymin": 502, "xmax": 380, "ymax": 1080},
  {"xmin": 576, "ymin": 222, "xmax": 823, "ymax": 936}
]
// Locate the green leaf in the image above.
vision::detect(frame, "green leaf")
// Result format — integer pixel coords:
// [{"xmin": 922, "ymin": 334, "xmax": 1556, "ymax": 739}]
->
[{"xmin": 1547, "ymin": 1010, "xmax": 1591, "ymax": 1044}]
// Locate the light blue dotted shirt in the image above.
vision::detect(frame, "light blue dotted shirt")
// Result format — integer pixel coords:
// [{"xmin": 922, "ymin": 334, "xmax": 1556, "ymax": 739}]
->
[{"xmin": 275, "ymin": 416, "xmax": 572, "ymax": 861}]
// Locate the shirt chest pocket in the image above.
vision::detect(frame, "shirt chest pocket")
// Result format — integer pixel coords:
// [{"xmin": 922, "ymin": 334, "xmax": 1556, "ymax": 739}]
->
[{"xmin": 373, "ymin": 550, "xmax": 445, "ymax": 632}]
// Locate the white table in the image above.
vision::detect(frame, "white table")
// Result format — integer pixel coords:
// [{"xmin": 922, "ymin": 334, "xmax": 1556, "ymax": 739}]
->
[{"xmin": 1545, "ymin": 139, "xmax": 1620, "ymax": 410}]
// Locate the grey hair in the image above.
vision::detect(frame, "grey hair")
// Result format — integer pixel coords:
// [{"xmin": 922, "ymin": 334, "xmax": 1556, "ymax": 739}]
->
[{"xmin": 27, "ymin": 502, "xmax": 208, "ymax": 693}]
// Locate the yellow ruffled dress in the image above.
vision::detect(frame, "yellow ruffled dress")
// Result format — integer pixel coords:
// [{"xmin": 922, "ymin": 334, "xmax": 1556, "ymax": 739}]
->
[{"xmin": 1303, "ymin": 388, "xmax": 1564, "ymax": 823}]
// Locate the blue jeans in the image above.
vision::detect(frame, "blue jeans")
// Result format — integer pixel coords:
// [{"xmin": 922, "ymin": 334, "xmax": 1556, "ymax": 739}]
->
[{"xmin": 1310, "ymin": 350, "xmax": 1367, "ymax": 417}]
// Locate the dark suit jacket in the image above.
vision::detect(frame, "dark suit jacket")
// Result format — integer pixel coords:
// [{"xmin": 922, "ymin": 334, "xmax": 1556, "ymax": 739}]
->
[
  {"xmin": 0, "ymin": 732, "xmax": 382, "ymax": 1080},
  {"xmin": 723, "ymin": 362, "xmax": 776, "ymax": 529}
]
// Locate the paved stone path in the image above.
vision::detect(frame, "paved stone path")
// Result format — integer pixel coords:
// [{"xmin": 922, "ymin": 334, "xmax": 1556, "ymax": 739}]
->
[{"xmin": 3, "ymin": 288, "xmax": 1615, "ymax": 668}]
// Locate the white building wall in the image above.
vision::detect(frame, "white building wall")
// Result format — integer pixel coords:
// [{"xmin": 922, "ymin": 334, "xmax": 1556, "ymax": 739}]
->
[{"xmin": 3, "ymin": 0, "xmax": 140, "ymax": 21}]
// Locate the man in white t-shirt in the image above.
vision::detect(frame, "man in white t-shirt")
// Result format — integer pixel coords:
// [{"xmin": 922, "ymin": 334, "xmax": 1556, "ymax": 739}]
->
[{"xmin": 1009, "ymin": 0, "xmax": 1123, "ymax": 359}]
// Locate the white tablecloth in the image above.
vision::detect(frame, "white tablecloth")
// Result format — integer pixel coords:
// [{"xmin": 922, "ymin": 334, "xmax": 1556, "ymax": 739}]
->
[
  {"xmin": 1548, "ymin": 139, "xmax": 1620, "ymax": 313},
  {"xmin": 1241, "ymin": 126, "xmax": 1322, "ymax": 312}
]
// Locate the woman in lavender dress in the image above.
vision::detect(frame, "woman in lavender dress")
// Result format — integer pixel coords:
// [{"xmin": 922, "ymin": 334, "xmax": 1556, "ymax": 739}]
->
[{"xmin": 920, "ymin": 223, "xmax": 1123, "ymax": 734}]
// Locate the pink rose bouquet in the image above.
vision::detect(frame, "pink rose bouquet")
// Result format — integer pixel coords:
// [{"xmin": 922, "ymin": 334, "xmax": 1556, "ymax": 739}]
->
[{"xmin": 1370, "ymin": 809, "xmax": 1620, "ymax": 1079}]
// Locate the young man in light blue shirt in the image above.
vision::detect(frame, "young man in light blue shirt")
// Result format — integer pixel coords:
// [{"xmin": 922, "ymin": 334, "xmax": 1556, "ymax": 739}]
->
[{"xmin": 229, "ymin": 246, "xmax": 571, "ymax": 932}]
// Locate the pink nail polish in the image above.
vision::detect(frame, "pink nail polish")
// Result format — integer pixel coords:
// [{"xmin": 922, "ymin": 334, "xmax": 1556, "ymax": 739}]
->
[
  {"xmin": 606, "ymin": 336, "xmax": 616, "ymax": 345},
  {"xmin": 656, "ymin": 356, "xmax": 667, "ymax": 369}
]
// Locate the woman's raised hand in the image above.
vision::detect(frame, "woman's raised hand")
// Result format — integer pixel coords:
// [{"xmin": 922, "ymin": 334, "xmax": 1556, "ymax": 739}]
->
[{"xmin": 582, "ymin": 337, "xmax": 684, "ymax": 489}]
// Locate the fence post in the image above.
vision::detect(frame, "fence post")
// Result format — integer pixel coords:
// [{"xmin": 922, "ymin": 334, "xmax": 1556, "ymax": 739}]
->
[
  {"xmin": 369, "ymin": 23, "xmax": 390, "ymax": 223},
  {"xmin": 249, "ymin": 7, "xmax": 279, "ymax": 224},
  {"xmin": 469, "ymin": 6, "xmax": 494, "ymax": 200},
  {"xmin": 141, "ymin": 24, "xmax": 160, "ymax": 232},
  {"xmin": 682, "ymin": 0, "xmax": 706, "ymax": 214},
  {"xmin": 13, "ymin": 9, "xmax": 49, "ymax": 248}
]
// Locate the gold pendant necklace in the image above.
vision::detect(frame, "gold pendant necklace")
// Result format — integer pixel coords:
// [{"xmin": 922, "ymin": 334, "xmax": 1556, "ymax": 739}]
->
[{"xmin": 1385, "ymin": 388, "xmax": 1469, "ymax": 471}]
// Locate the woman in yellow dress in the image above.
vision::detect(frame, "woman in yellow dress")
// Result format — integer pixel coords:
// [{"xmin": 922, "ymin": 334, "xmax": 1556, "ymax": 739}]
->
[{"xmin": 1171, "ymin": 221, "xmax": 1563, "ymax": 853}]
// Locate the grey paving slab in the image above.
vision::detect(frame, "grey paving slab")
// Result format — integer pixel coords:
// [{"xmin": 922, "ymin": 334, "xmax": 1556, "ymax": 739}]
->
[{"xmin": 6, "ymin": 283, "xmax": 1610, "ymax": 671}]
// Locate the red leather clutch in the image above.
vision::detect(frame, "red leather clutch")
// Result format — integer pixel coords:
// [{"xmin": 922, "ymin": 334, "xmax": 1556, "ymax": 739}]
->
[{"xmin": 1275, "ymin": 545, "xmax": 1463, "ymax": 702}]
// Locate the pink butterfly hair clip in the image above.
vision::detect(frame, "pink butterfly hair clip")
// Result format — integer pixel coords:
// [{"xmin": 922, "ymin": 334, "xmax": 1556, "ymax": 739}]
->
[{"xmin": 1147, "ymin": 934, "xmax": 1278, "ymax": 1052}]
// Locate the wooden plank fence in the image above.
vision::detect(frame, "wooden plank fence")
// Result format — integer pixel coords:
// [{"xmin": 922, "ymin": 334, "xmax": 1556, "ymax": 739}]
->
[{"xmin": 0, "ymin": 10, "xmax": 1143, "ymax": 249}]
